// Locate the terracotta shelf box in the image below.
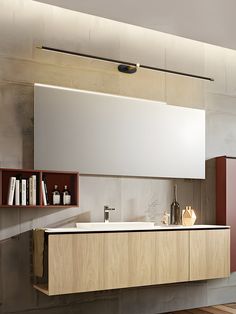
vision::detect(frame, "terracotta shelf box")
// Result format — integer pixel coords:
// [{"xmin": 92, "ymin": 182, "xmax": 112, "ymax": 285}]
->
[{"xmin": 0, "ymin": 168, "xmax": 79, "ymax": 208}]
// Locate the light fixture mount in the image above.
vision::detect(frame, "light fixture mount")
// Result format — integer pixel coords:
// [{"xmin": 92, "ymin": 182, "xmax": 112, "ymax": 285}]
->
[
  {"xmin": 38, "ymin": 46, "xmax": 214, "ymax": 82},
  {"xmin": 118, "ymin": 64, "xmax": 137, "ymax": 74}
]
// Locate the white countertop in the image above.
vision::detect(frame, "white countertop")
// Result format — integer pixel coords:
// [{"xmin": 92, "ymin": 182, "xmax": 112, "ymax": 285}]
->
[{"xmin": 44, "ymin": 224, "xmax": 230, "ymax": 233}]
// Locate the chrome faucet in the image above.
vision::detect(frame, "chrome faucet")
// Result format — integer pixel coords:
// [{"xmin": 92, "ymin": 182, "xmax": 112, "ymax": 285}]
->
[{"xmin": 104, "ymin": 205, "xmax": 115, "ymax": 223}]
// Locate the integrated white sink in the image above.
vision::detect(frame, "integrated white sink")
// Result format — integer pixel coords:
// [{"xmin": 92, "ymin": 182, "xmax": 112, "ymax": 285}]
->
[{"xmin": 76, "ymin": 222, "xmax": 155, "ymax": 231}]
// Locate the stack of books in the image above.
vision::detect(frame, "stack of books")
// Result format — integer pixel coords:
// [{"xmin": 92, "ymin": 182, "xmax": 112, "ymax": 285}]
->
[{"xmin": 7, "ymin": 175, "xmax": 37, "ymax": 206}]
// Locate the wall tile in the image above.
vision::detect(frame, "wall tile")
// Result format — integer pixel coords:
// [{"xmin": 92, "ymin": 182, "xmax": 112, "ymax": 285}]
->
[
  {"xmin": 118, "ymin": 69, "xmax": 166, "ymax": 101},
  {"xmin": 120, "ymin": 177, "xmax": 173, "ymax": 223},
  {"xmin": 207, "ymin": 286, "xmax": 236, "ymax": 306},
  {"xmin": 166, "ymin": 74, "xmax": 205, "ymax": 108},
  {"xmin": 204, "ymin": 44, "xmax": 227, "ymax": 94},
  {"xmin": 79, "ymin": 176, "xmax": 122, "ymax": 222},
  {"xmin": 166, "ymin": 35, "xmax": 205, "ymax": 76},
  {"xmin": 119, "ymin": 25, "xmax": 167, "ymax": 67},
  {"xmin": 206, "ymin": 110, "xmax": 236, "ymax": 159},
  {"xmin": 205, "ymin": 92, "xmax": 236, "ymax": 114},
  {"xmin": 225, "ymin": 49, "xmax": 236, "ymax": 96}
]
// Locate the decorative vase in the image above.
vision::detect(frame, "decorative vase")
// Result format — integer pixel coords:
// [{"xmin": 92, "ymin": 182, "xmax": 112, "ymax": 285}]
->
[{"xmin": 182, "ymin": 206, "xmax": 196, "ymax": 226}]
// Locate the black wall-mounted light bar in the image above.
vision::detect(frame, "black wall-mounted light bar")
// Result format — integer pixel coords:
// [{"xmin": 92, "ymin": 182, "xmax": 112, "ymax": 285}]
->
[{"xmin": 38, "ymin": 46, "xmax": 214, "ymax": 82}]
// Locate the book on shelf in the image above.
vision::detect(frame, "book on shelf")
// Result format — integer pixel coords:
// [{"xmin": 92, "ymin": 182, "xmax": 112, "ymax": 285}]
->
[
  {"xmin": 29, "ymin": 175, "xmax": 37, "ymax": 206},
  {"xmin": 42, "ymin": 180, "xmax": 47, "ymax": 206},
  {"xmin": 21, "ymin": 179, "xmax": 27, "ymax": 206},
  {"xmin": 29, "ymin": 177, "xmax": 33, "ymax": 205},
  {"xmin": 42, "ymin": 176, "xmax": 49, "ymax": 205},
  {"xmin": 26, "ymin": 179, "xmax": 29, "ymax": 205},
  {"xmin": 15, "ymin": 179, "xmax": 20, "ymax": 206},
  {"xmin": 7, "ymin": 177, "xmax": 16, "ymax": 205},
  {"xmin": 32, "ymin": 175, "xmax": 37, "ymax": 206}
]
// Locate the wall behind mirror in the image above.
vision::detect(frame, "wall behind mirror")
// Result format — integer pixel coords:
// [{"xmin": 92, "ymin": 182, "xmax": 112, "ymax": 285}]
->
[{"xmin": 34, "ymin": 84, "xmax": 205, "ymax": 178}]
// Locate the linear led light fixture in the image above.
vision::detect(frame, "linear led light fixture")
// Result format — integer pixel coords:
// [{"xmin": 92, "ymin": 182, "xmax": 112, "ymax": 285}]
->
[{"xmin": 38, "ymin": 46, "xmax": 214, "ymax": 81}]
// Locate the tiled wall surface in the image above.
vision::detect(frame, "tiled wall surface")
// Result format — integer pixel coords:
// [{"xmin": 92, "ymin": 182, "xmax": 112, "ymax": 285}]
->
[{"xmin": 1, "ymin": 0, "xmax": 236, "ymax": 313}]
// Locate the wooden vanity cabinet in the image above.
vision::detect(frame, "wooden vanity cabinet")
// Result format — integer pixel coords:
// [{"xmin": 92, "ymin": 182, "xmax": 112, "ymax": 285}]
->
[{"xmin": 33, "ymin": 229, "xmax": 230, "ymax": 296}]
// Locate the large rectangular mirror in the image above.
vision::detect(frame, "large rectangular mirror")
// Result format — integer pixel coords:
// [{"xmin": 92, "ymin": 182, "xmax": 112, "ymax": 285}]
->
[{"xmin": 34, "ymin": 84, "xmax": 205, "ymax": 178}]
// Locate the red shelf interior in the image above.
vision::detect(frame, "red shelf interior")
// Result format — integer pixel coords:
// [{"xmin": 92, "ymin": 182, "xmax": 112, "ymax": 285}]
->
[
  {"xmin": 42, "ymin": 172, "xmax": 78, "ymax": 206},
  {"xmin": 1, "ymin": 169, "xmax": 41, "ymax": 206}
]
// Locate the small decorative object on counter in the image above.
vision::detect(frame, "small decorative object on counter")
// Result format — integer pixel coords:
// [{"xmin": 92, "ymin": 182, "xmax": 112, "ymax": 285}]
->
[
  {"xmin": 62, "ymin": 185, "xmax": 71, "ymax": 205},
  {"xmin": 52, "ymin": 185, "xmax": 61, "ymax": 205},
  {"xmin": 161, "ymin": 211, "xmax": 170, "ymax": 225},
  {"xmin": 182, "ymin": 206, "xmax": 196, "ymax": 226},
  {"xmin": 170, "ymin": 184, "xmax": 182, "ymax": 225}
]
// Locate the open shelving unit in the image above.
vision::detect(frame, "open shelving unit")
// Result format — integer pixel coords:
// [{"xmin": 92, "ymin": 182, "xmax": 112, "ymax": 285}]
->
[{"xmin": 0, "ymin": 168, "xmax": 79, "ymax": 208}]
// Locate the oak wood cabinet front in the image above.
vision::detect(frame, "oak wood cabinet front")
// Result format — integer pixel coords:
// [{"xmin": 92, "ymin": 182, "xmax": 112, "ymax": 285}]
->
[
  {"xmin": 190, "ymin": 229, "xmax": 230, "ymax": 281},
  {"xmin": 46, "ymin": 231, "xmax": 189, "ymax": 295},
  {"xmin": 34, "ymin": 229, "xmax": 230, "ymax": 296}
]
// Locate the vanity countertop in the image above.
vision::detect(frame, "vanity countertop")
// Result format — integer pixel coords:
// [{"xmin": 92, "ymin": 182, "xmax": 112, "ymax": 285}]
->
[{"xmin": 44, "ymin": 224, "xmax": 230, "ymax": 234}]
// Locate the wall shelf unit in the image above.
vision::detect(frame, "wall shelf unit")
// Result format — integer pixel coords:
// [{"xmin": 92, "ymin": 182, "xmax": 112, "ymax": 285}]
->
[{"xmin": 0, "ymin": 168, "xmax": 79, "ymax": 208}]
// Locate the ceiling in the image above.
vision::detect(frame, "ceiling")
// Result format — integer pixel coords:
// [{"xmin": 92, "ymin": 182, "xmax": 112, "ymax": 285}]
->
[{"xmin": 36, "ymin": 0, "xmax": 236, "ymax": 50}]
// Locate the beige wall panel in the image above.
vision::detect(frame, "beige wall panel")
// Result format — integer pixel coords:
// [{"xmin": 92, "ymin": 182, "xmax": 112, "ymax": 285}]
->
[
  {"xmin": 0, "ymin": 56, "xmax": 117, "ymax": 91},
  {"xmin": 201, "ymin": 159, "xmax": 216, "ymax": 225},
  {"xmin": 205, "ymin": 93, "xmax": 236, "ymax": 114},
  {"xmin": 155, "ymin": 231, "xmax": 189, "ymax": 284},
  {"xmin": 206, "ymin": 110, "xmax": 236, "ymax": 159},
  {"xmin": 118, "ymin": 69, "xmax": 166, "ymax": 101},
  {"xmin": 204, "ymin": 45, "xmax": 227, "ymax": 94},
  {"xmin": 166, "ymin": 36, "xmax": 205, "ymax": 76},
  {"xmin": 33, "ymin": 48, "xmax": 117, "ymax": 73},
  {"xmin": 190, "ymin": 230, "xmax": 230, "ymax": 281},
  {"xmin": 0, "ymin": 55, "xmax": 166, "ymax": 101},
  {"xmin": 225, "ymin": 49, "xmax": 236, "ymax": 96},
  {"xmin": 0, "ymin": 83, "xmax": 33, "ymax": 168},
  {"xmin": 166, "ymin": 74, "xmax": 205, "ymax": 108},
  {"xmin": 119, "ymin": 24, "xmax": 167, "ymax": 67}
]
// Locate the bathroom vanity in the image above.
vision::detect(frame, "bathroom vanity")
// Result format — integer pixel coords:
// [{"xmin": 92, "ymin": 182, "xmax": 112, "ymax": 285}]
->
[{"xmin": 33, "ymin": 225, "xmax": 230, "ymax": 296}]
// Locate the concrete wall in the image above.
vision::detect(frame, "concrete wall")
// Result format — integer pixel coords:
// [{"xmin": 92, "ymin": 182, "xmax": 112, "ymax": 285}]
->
[{"xmin": 0, "ymin": 0, "xmax": 236, "ymax": 313}]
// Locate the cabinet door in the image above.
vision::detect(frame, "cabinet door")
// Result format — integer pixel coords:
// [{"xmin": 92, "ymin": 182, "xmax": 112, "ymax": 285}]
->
[
  {"xmin": 128, "ymin": 232, "xmax": 156, "ymax": 287},
  {"xmin": 48, "ymin": 234, "xmax": 104, "ymax": 295},
  {"xmin": 190, "ymin": 230, "xmax": 230, "ymax": 281},
  {"xmin": 155, "ymin": 231, "xmax": 189, "ymax": 284},
  {"xmin": 104, "ymin": 232, "xmax": 156, "ymax": 289},
  {"xmin": 103, "ymin": 232, "xmax": 129, "ymax": 289}
]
